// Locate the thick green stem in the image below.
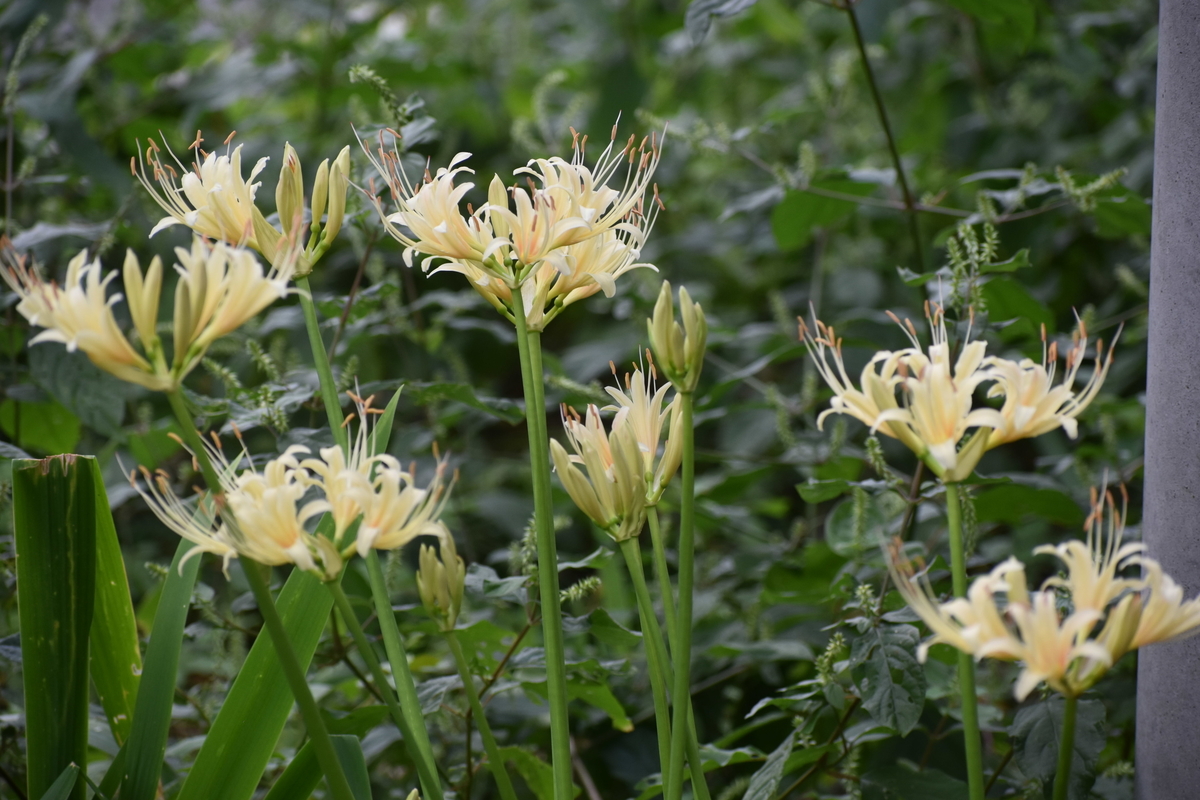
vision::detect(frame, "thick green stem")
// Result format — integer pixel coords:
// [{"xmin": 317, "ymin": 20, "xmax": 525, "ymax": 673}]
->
[
  {"xmin": 645, "ymin": 510, "xmax": 711, "ymax": 800},
  {"xmin": 446, "ymin": 632, "xmax": 520, "ymax": 800},
  {"xmin": 364, "ymin": 552, "xmax": 443, "ymax": 800},
  {"xmin": 165, "ymin": 390, "xmax": 355, "ymax": 800},
  {"xmin": 295, "ymin": 275, "xmax": 348, "ymax": 450},
  {"xmin": 946, "ymin": 482, "xmax": 985, "ymax": 800},
  {"xmin": 327, "ymin": 579, "xmax": 443, "ymax": 800},
  {"xmin": 511, "ymin": 298, "xmax": 573, "ymax": 800},
  {"xmin": 666, "ymin": 393, "xmax": 697, "ymax": 800},
  {"xmin": 619, "ymin": 539, "xmax": 674, "ymax": 785},
  {"xmin": 1053, "ymin": 695, "xmax": 1079, "ymax": 800}
]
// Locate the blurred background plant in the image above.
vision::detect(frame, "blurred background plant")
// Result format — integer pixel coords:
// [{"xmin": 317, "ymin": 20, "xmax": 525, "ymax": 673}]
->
[{"xmin": 0, "ymin": 0, "xmax": 1150, "ymax": 797}]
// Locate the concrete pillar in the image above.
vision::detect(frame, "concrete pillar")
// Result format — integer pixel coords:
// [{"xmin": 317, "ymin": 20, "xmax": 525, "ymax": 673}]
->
[{"xmin": 1137, "ymin": 1, "xmax": 1200, "ymax": 796}]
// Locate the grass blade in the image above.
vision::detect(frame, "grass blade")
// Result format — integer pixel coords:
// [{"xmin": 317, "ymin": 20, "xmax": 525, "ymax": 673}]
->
[
  {"xmin": 14, "ymin": 456, "xmax": 97, "ymax": 800},
  {"xmin": 87, "ymin": 458, "xmax": 142, "ymax": 744},
  {"xmin": 331, "ymin": 735, "xmax": 373, "ymax": 800},
  {"xmin": 119, "ymin": 537, "xmax": 202, "ymax": 800},
  {"xmin": 37, "ymin": 764, "xmax": 80, "ymax": 800}
]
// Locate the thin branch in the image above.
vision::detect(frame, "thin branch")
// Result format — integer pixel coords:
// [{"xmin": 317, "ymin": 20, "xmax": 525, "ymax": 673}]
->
[
  {"xmin": 330, "ymin": 230, "xmax": 378, "ymax": 356},
  {"xmin": 985, "ymin": 747, "xmax": 1014, "ymax": 793},
  {"xmin": 571, "ymin": 737, "xmax": 604, "ymax": 800}
]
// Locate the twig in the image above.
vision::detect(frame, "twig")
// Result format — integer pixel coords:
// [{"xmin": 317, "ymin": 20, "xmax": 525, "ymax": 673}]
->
[
  {"xmin": 775, "ymin": 697, "xmax": 861, "ymax": 800},
  {"xmin": 330, "ymin": 230, "xmax": 378, "ymax": 356},
  {"xmin": 330, "ymin": 609, "xmax": 386, "ymax": 704},
  {"xmin": 0, "ymin": 763, "xmax": 27, "ymax": 800},
  {"xmin": 985, "ymin": 746, "xmax": 1015, "ymax": 794},
  {"xmin": 571, "ymin": 737, "xmax": 604, "ymax": 800}
]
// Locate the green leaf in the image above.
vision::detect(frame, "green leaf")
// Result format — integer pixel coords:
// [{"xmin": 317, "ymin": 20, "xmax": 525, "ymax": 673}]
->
[
  {"xmin": 38, "ymin": 764, "xmax": 81, "ymax": 800},
  {"xmin": 861, "ymin": 763, "xmax": 967, "ymax": 799},
  {"xmin": 981, "ymin": 278, "xmax": 1053, "ymax": 338},
  {"xmin": 370, "ymin": 386, "xmax": 404, "ymax": 455},
  {"xmin": 589, "ymin": 607, "xmax": 642, "ymax": 649},
  {"xmin": 771, "ymin": 182, "xmax": 875, "ymax": 251},
  {"xmin": 742, "ymin": 730, "xmax": 796, "ymax": 800},
  {"xmin": 936, "ymin": 0, "xmax": 1036, "ymax": 49},
  {"xmin": 331, "ymin": 735, "xmax": 373, "ymax": 800},
  {"xmin": 175, "ymin": 567, "xmax": 337, "ymax": 800},
  {"xmin": 263, "ymin": 709, "xmax": 389, "ymax": 800},
  {"xmin": 0, "ymin": 398, "xmax": 82, "ymax": 454},
  {"xmin": 401, "ymin": 381, "xmax": 524, "ymax": 424},
  {"xmin": 685, "ymin": 0, "xmax": 759, "ymax": 44},
  {"xmin": 1010, "ymin": 696, "xmax": 1107, "ymax": 800},
  {"xmin": 569, "ymin": 679, "xmax": 634, "ymax": 732},
  {"xmin": 896, "ymin": 266, "xmax": 937, "ymax": 287},
  {"xmin": 981, "ymin": 248, "xmax": 1031, "ymax": 273},
  {"xmin": 797, "ymin": 479, "xmax": 850, "ymax": 504},
  {"xmin": 498, "ymin": 746, "xmax": 579, "ymax": 800},
  {"xmin": 974, "ymin": 484, "xmax": 1084, "ymax": 526},
  {"xmin": 120, "ymin": 537, "xmax": 202, "ymax": 800},
  {"xmin": 851, "ymin": 624, "xmax": 926, "ymax": 736},
  {"xmin": 29, "ymin": 345, "xmax": 132, "ymax": 436},
  {"xmin": 87, "ymin": 457, "xmax": 142, "ymax": 745},
  {"xmin": 824, "ymin": 494, "xmax": 884, "ymax": 558},
  {"xmin": 1093, "ymin": 189, "xmax": 1151, "ymax": 239},
  {"xmin": 14, "ymin": 456, "xmax": 97, "ymax": 800}
]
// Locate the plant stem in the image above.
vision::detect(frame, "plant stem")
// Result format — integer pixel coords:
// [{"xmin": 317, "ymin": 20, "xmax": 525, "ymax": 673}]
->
[
  {"xmin": 295, "ymin": 275, "xmax": 347, "ymax": 450},
  {"xmin": 666, "ymin": 392, "xmax": 697, "ymax": 800},
  {"xmin": 510, "ymin": 297, "xmax": 573, "ymax": 800},
  {"xmin": 844, "ymin": 1, "xmax": 924, "ymax": 269},
  {"xmin": 445, "ymin": 631, "xmax": 519, "ymax": 800},
  {"xmin": 619, "ymin": 538, "xmax": 674, "ymax": 785},
  {"xmin": 364, "ymin": 552, "xmax": 442, "ymax": 799},
  {"xmin": 327, "ymin": 579, "xmax": 443, "ymax": 800},
  {"xmin": 164, "ymin": 390, "xmax": 355, "ymax": 800},
  {"xmin": 642, "ymin": 513, "xmax": 712, "ymax": 800},
  {"xmin": 945, "ymin": 481, "xmax": 984, "ymax": 800},
  {"xmin": 1053, "ymin": 695, "xmax": 1078, "ymax": 800}
]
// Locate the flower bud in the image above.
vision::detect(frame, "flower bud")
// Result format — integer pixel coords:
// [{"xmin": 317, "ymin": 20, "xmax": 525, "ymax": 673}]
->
[
  {"xmin": 276, "ymin": 143, "xmax": 305, "ymax": 235},
  {"xmin": 123, "ymin": 249, "xmax": 162, "ymax": 354},
  {"xmin": 647, "ymin": 280, "xmax": 706, "ymax": 393},
  {"xmin": 488, "ymin": 174, "xmax": 510, "ymax": 240},
  {"xmin": 324, "ymin": 146, "xmax": 351, "ymax": 244},
  {"xmin": 417, "ymin": 524, "xmax": 466, "ymax": 632},
  {"xmin": 311, "ymin": 157, "xmax": 331, "ymax": 231}
]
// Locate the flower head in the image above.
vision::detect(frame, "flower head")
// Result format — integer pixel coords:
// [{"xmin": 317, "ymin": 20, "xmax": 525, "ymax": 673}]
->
[
  {"xmin": 417, "ymin": 523, "xmax": 466, "ymax": 632},
  {"xmin": 361, "ymin": 123, "xmax": 662, "ymax": 329},
  {"xmin": 550, "ymin": 403, "xmax": 648, "ymax": 541},
  {"xmin": 985, "ymin": 321, "xmax": 1117, "ymax": 447},
  {"xmin": 355, "ymin": 452, "xmax": 452, "ymax": 557}
]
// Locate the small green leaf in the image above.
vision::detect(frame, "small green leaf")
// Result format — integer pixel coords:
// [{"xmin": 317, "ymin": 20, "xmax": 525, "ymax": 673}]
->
[
  {"xmin": 15, "ymin": 456, "xmax": 97, "ymax": 800},
  {"xmin": 797, "ymin": 479, "xmax": 850, "ymax": 504},
  {"xmin": 742, "ymin": 730, "xmax": 796, "ymax": 800},
  {"xmin": 0, "ymin": 398, "xmax": 82, "ymax": 454},
  {"xmin": 981, "ymin": 278, "xmax": 1053, "ymax": 338},
  {"xmin": 851, "ymin": 624, "xmax": 927, "ymax": 736},
  {"xmin": 498, "ymin": 746, "xmax": 580, "ymax": 800},
  {"xmin": 331, "ymin": 735, "xmax": 373, "ymax": 800},
  {"xmin": 974, "ymin": 484, "xmax": 1084, "ymax": 526},
  {"xmin": 589, "ymin": 607, "xmax": 642, "ymax": 649},
  {"xmin": 263, "ymin": 709, "xmax": 389, "ymax": 800},
  {"xmin": 771, "ymin": 182, "xmax": 875, "ymax": 251},
  {"xmin": 896, "ymin": 266, "xmax": 938, "ymax": 287},
  {"xmin": 38, "ymin": 764, "xmax": 81, "ymax": 800},
  {"xmin": 1010, "ymin": 696, "xmax": 1107, "ymax": 800},
  {"xmin": 981, "ymin": 248, "xmax": 1031, "ymax": 273},
  {"xmin": 401, "ymin": 381, "xmax": 524, "ymax": 424},
  {"xmin": 861, "ymin": 763, "xmax": 967, "ymax": 799},
  {"xmin": 1093, "ymin": 189, "xmax": 1151, "ymax": 239}
]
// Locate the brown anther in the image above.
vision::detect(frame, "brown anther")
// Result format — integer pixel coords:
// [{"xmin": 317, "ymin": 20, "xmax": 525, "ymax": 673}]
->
[
  {"xmin": 1048, "ymin": 341, "xmax": 1059, "ymax": 363},
  {"xmin": 223, "ymin": 130, "xmax": 237, "ymax": 145},
  {"xmin": 885, "ymin": 310, "xmax": 902, "ymax": 326},
  {"xmin": 168, "ymin": 432, "xmax": 185, "ymax": 446},
  {"xmin": 1040, "ymin": 322, "xmax": 1047, "ymax": 342}
]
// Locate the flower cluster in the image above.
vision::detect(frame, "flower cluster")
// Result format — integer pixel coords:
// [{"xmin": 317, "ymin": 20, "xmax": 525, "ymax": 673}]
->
[
  {"xmin": 361, "ymin": 125, "xmax": 663, "ymax": 329},
  {"xmin": 890, "ymin": 487, "xmax": 1200, "ymax": 699},
  {"xmin": 550, "ymin": 366, "xmax": 681, "ymax": 540},
  {"xmin": 132, "ymin": 395, "xmax": 452, "ymax": 580},
  {"xmin": 801, "ymin": 304, "xmax": 1116, "ymax": 481},
  {"xmin": 1, "ymin": 236, "xmax": 295, "ymax": 391},
  {"xmin": 133, "ymin": 132, "xmax": 350, "ymax": 276},
  {"xmin": 417, "ymin": 523, "xmax": 466, "ymax": 632}
]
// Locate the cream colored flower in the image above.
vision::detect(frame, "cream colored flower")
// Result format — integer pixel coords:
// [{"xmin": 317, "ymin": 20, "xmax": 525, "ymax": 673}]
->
[
  {"xmin": 417, "ymin": 523, "xmax": 466, "ymax": 631},
  {"xmin": 550, "ymin": 404, "xmax": 648, "ymax": 541},
  {"xmin": 985, "ymin": 321, "xmax": 1117, "ymax": 447},
  {"xmin": 355, "ymin": 454, "xmax": 452, "ymax": 557},
  {"xmin": 361, "ymin": 124, "xmax": 661, "ymax": 329},
  {"xmin": 134, "ymin": 132, "xmax": 350, "ymax": 275},
  {"xmin": 648, "ymin": 280, "xmax": 707, "ymax": 393},
  {"xmin": 602, "ymin": 365, "xmax": 682, "ymax": 504},
  {"xmin": 131, "ymin": 443, "xmax": 342, "ymax": 580},
  {"xmin": 1128, "ymin": 558, "xmax": 1200, "ymax": 651},
  {"xmin": 1005, "ymin": 593, "xmax": 1112, "ymax": 700},
  {"xmin": 2, "ymin": 244, "xmax": 171, "ymax": 389}
]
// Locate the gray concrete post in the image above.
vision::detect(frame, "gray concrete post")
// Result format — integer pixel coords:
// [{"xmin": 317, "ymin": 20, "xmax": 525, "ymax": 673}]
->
[{"xmin": 1138, "ymin": 1, "xmax": 1200, "ymax": 796}]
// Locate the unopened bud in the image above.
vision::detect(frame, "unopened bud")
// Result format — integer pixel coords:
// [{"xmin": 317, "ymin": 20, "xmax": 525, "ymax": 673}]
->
[
  {"xmin": 311, "ymin": 158, "xmax": 331, "ymax": 232},
  {"xmin": 275, "ymin": 143, "xmax": 304, "ymax": 235},
  {"xmin": 488, "ymin": 174, "xmax": 510, "ymax": 240},
  {"xmin": 647, "ymin": 280, "xmax": 706, "ymax": 393},
  {"xmin": 417, "ymin": 524, "xmax": 465, "ymax": 632},
  {"xmin": 324, "ymin": 146, "xmax": 351, "ymax": 244}
]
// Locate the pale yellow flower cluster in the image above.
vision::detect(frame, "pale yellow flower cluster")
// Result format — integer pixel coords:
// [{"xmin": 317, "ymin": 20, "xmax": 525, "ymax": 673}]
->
[
  {"xmin": 132, "ymin": 396, "xmax": 452, "ymax": 580},
  {"xmin": 802, "ymin": 305, "xmax": 1116, "ymax": 481},
  {"xmin": 133, "ymin": 132, "xmax": 350, "ymax": 276},
  {"xmin": 1, "ymin": 237, "xmax": 294, "ymax": 391},
  {"xmin": 550, "ymin": 367, "xmax": 682, "ymax": 541},
  {"xmin": 362, "ymin": 125, "xmax": 663, "ymax": 329},
  {"xmin": 891, "ymin": 488, "xmax": 1200, "ymax": 699},
  {"xmin": 417, "ymin": 524, "xmax": 466, "ymax": 632}
]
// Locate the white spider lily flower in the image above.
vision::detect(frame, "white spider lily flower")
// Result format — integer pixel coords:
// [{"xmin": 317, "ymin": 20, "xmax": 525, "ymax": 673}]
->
[
  {"xmin": 550, "ymin": 404, "xmax": 648, "ymax": 542},
  {"xmin": 133, "ymin": 132, "xmax": 350, "ymax": 275},
  {"xmin": 602, "ymin": 365, "xmax": 682, "ymax": 504},
  {"xmin": 354, "ymin": 455, "xmax": 452, "ymax": 556},
  {"xmin": 1127, "ymin": 558, "xmax": 1200, "ymax": 652},
  {"xmin": 2, "ymin": 244, "xmax": 172, "ymax": 390},
  {"xmin": 984, "ymin": 321, "xmax": 1117, "ymax": 447},
  {"xmin": 361, "ymin": 123, "xmax": 662, "ymax": 328},
  {"xmin": 1005, "ymin": 593, "xmax": 1112, "ymax": 701},
  {"xmin": 129, "ymin": 465, "xmax": 235, "ymax": 572},
  {"xmin": 417, "ymin": 523, "xmax": 466, "ymax": 632}
]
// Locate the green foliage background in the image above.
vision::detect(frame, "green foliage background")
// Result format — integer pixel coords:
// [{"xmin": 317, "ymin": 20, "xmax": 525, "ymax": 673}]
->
[{"xmin": 0, "ymin": 0, "xmax": 1150, "ymax": 797}]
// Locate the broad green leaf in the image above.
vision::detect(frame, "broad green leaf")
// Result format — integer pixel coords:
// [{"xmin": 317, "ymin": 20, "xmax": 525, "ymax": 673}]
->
[
  {"xmin": 771, "ymin": 182, "xmax": 875, "ymax": 251},
  {"xmin": 1010, "ymin": 696, "xmax": 1106, "ymax": 800},
  {"xmin": 861, "ymin": 763, "xmax": 967, "ymax": 799},
  {"xmin": 175, "ymin": 566, "xmax": 336, "ymax": 800},
  {"xmin": 1093, "ymin": 188, "xmax": 1152, "ymax": 239},
  {"xmin": 498, "ymin": 746, "xmax": 580, "ymax": 800},
  {"xmin": 263, "ymin": 708, "xmax": 389, "ymax": 800},
  {"xmin": 87, "ymin": 457, "xmax": 142, "ymax": 745},
  {"xmin": 120, "ymin": 537, "xmax": 202, "ymax": 800},
  {"xmin": 38, "ymin": 764, "xmax": 81, "ymax": 800},
  {"xmin": 936, "ymin": 0, "xmax": 1036, "ymax": 49},
  {"xmin": 742, "ymin": 730, "xmax": 796, "ymax": 800},
  {"xmin": 589, "ymin": 607, "xmax": 642, "ymax": 649},
  {"xmin": 400, "ymin": 381, "xmax": 523, "ymax": 424},
  {"xmin": 824, "ymin": 494, "xmax": 883, "ymax": 558},
  {"xmin": 981, "ymin": 278, "xmax": 1053, "ymax": 339},
  {"xmin": 29, "ymin": 345, "xmax": 131, "ymax": 436},
  {"xmin": 851, "ymin": 624, "xmax": 926, "ymax": 736},
  {"xmin": 981, "ymin": 248, "xmax": 1032, "ymax": 273},
  {"xmin": 569, "ymin": 680, "xmax": 634, "ymax": 732},
  {"xmin": 797, "ymin": 479, "xmax": 850, "ymax": 504},
  {"xmin": 0, "ymin": 398, "xmax": 82, "ymax": 454},
  {"xmin": 975, "ymin": 484, "xmax": 1084, "ymax": 526},
  {"xmin": 14, "ymin": 456, "xmax": 97, "ymax": 800}
]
